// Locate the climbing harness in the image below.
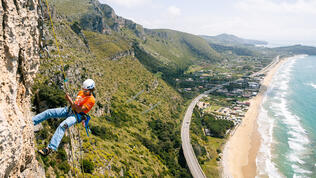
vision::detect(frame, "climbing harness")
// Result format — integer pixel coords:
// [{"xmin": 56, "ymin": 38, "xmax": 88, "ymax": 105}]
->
[{"xmin": 73, "ymin": 110, "xmax": 91, "ymax": 137}]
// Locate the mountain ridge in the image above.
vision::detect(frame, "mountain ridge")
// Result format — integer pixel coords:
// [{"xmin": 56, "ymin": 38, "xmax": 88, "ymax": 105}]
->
[
  {"xmin": 200, "ymin": 33, "xmax": 268, "ymax": 46},
  {"xmin": 272, "ymin": 44, "xmax": 316, "ymax": 55}
]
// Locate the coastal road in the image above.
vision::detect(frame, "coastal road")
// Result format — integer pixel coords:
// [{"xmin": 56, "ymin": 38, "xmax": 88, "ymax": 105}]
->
[
  {"xmin": 181, "ymin": 56, "xmax": 280, "ymax": 178},
  {"xmin": 181, "ymin": 87, "xmax": 219, "ymax": 178}
]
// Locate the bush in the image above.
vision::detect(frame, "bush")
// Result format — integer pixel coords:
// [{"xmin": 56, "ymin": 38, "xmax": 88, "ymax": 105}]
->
[
  {"xmin": 49, "ymin": 159, "xmax": 56, "ymax": 167},
  {"xmin": 112, "ymin": 165, "xmax": 120, "ymax": 173},
  {"xmin": 57, "ymin": 148, "xmax": 67, "ymax": 161},
  {"xmin": 216, "ymin": 149, "xmax": 222, "ymax": 154},
  {"xmin": 38, "ymin": 129, "xmax": 49, "ymax": 139},
  {"xmin": 193, "ymin": 143, "xmax": 206, "ymax": 157},
  {"xmin": 203, "ymin": 114, "xmax": 234, "ymax": 138},
  {"xmin": 58, "ymin": 161, "xmax": 70, "ymax": 173},
  {"xmin": 82, "ymin": 159, "xmax": 94, "ymax": 173},
  {"xmin": 90, "ymin": 125, "xmax": 118, "ymax": 141},
  {"xmin": 34, "ymin": 83, "xmax": 66, "ymax": 109},
  {"xmin": 61, "ymin": 135, "xmax": 71, "ymax": 145}
]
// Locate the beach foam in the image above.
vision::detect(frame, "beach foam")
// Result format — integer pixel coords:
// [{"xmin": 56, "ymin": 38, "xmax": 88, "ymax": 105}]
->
[
  {"xmin": 305, "ymin": 82, "xmax": 316, "ymax": 89},
  {"xmin": 256, "ymin": 56, "xmax": 313, "ymax": 177},
  {"xmin": 256, "ymin": 65, "xmax": 286, "ymax": 178},
  {"xmin": 256, "ymin": 104, "xmax": 283, "ymax": 178}
]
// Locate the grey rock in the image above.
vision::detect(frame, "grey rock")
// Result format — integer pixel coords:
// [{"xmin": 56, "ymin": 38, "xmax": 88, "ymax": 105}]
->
[{"xmin": 0, "ymin": 0, "xmax": 45, "ymax": 177}]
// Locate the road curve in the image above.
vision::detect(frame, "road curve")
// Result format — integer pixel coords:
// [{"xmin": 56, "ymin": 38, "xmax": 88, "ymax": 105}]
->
[
  {"xmin": 181, "ymin": 93, "xmax": 207, "ymax": 178},
  {"xmin": 181, "ymin": 88, "xmax": 218, "ymax": 178}
]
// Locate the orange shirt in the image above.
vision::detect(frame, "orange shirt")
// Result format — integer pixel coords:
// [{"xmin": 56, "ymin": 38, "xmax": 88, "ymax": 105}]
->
[{"xmin": 74, "ymin": 90, "xmax": 95, "ymax": 114}]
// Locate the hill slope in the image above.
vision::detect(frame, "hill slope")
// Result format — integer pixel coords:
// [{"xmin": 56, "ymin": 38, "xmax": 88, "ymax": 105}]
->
[
  {"xmin": 272, "ymin": 44, "xmax": 316, "ymax": 55},
  {"xmin": 33, "ymin": 0, "xmax": 197, "ymax": 177},
  {"xmin": 48, "ymin": 0, "xmax": 221, "ymax": 83}
]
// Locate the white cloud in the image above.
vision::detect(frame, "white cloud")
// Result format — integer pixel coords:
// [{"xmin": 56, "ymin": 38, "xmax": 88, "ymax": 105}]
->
[
  {"xmin": 99, "ymin": 0, "xmax": 151, "ymax": 8},
  {"xmin": 98, "ymin": 0, "xmax": 316, "ymax": 46},
  {"xmin": 167, "ymin": 6, "xmax": 181, "ymax": 16},
  {"xmin": 236, "ymin": 0, "xmax": 316, "ymax": 14}
]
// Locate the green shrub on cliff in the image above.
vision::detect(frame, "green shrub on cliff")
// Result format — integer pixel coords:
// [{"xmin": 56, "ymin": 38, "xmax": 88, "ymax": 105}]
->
[
  {"xmin": 32, "ymin": 83, "xmax": 66, "ymax": 111},
  {"xmin": 82, "ymin": 159, "xmax": 94, "ymax": 173}
]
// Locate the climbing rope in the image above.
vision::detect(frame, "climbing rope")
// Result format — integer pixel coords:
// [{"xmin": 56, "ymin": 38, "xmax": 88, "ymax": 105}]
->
[
  {"xmin": 42, "ymin": 0, "xmax": 85, "ymax": 177},
  {"xmin": 43, "ymin": 0, "xmax": 67, "ymax": 85}
]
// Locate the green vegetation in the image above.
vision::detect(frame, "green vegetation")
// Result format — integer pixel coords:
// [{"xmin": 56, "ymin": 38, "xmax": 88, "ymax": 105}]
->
[
  {"xmin": 133, "ymin": 40, "xmax": 188, "ymax": 85},
  {"xmin": 273, "ymin": 44, "xmax": 316, "ymax": 55},
  {"xmin": 143, "ymin": 29, "xmax": 221, "ymax": 64},
  {"xmin": 33, "ymin": 84, "xmax": 72, "ymax": 176},
  {"xmin": 34, "ymin": 0, "xmax": 193, "ymax": 176},
  {"xmin": 48, "ymin": 0, "xmax": 91, "ymax": 18},
  {"xmin": 82, "ymin": 159, "xmax": 95, "ymax": 173},
  {"xmin": 210, "ymin": 43, "xmax": 259, "ymax": 56},
  {"xmin": 135, "ymin": 29, "xmax": 222, "ymax": 85},
  {"xmin": 32, "ymin": 83, "xmax": 67, "ymax": 113},
  {"xmin": 190, "ymin": 107, "xmax": 233, "ymax": 177},
  {"xmin": 203, "ymin": 114, "xmax": 234, "ymax": 138},
  {"xmin": 192, "ymin": 108, "xmax": 234, "ymax": 139},
  {"xmin": 84, "ymin": 30, "xmax": 131, "ymax": 58},
  {"xmin": 34, "ymin": 0, "xmax": 294, "ymax": 177}
]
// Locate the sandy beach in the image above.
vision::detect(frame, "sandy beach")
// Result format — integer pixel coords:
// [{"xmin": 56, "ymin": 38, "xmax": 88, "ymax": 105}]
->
[{"xmin": 222, "ymin": 57, "xmax": 289, "ymax": 178}]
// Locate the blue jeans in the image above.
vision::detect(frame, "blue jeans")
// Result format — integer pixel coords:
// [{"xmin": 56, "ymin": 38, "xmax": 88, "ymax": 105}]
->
[{"xmin": 32, "ymin": 107, "xmax": 80, "ymax": 151}]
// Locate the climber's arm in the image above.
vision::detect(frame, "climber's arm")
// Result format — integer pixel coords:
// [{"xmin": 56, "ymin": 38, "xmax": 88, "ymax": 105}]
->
[{"xmin": 65, "ymin": 93, "xmax": 88, "ymax": 113}]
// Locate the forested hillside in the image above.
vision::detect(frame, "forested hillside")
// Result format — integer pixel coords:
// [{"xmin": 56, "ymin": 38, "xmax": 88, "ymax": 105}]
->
[{"xmin": 33, "ymin": 0, "xmax": 199, "ymax": 176}]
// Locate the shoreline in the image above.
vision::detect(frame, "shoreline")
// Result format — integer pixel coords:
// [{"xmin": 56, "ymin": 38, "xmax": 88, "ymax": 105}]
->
[{"xmin": 222, "ymin": 56, "xmax": 290, "ymax": 178}]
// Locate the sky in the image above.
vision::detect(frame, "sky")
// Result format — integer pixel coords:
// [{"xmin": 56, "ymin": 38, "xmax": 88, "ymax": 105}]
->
[{"xmin": 98, "ymin": 0, "xmax": 316, "ymax": 47}]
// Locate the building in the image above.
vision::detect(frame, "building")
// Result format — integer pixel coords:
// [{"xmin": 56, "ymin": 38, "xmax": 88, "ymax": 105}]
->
[
  {"xmin": 197, "ymin": 101, "xmax": 210, "ymax": 110},
  {"xmin": 186, "ymin": 78, "xmax": 194, "ymax": 82},
  {"xmin": 248, "ymin": 82, "xmax": 260, "ymax": 89},
  {"xmin": 204, "ymin": 128, "xmax": 211, "ymax": 136}
]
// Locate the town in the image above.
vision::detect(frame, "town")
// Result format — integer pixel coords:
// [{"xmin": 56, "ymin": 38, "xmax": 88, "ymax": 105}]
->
[{"xmin": 177, "ymin": 67, "xmax": 265, "ymax": 135}]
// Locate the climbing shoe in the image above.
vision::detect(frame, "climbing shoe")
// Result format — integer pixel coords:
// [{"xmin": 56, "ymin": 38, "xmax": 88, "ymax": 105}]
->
[{"xmin": 38, "ymin": 147, "xmax": 51, "ymax": 156}]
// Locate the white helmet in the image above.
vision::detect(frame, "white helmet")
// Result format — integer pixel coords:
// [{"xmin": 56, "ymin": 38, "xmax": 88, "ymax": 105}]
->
[{"xmin": 83, "ymin": 79, "xmax": 95, "ymax": 90}]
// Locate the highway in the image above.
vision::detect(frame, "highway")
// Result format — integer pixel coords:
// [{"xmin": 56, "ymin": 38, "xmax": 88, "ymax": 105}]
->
[{"xmin": 181, "ymin": 87, "xmax": 219, "ymax": 178}]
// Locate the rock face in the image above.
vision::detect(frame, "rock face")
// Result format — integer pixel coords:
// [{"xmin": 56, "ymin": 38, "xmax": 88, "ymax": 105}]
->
[
  {"xmin": 80, "ymin": 0, "xmax": 145, "ymax": 37},
  {"xmin": 0, "ymin": 0, "xmax": 44, "ymax": 177}
]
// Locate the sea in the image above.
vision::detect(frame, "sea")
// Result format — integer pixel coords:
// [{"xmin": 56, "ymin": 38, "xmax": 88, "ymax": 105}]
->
[{"xmin": 256, "ymin": 55, "xmax": 316, "ymax": 178}]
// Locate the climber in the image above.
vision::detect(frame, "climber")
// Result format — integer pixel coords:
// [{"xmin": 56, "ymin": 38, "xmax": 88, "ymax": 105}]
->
[{"xmin": 32, "ymin": 79, "xmax": 96, "ymax": 156}]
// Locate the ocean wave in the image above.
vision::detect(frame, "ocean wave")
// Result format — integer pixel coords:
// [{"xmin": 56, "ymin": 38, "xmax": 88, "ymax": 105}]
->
[
  {"xmin": 276, "ymin": 94, "xmax": 311, "ymax": 176},
  {"xmin": 305, "ymin": 82, "xmax": 316, "ymax": 89},
  {"xmin": 270, "ymin": 59, "xmax": 296, "ymax": 92},
  {"xmin": 256, "ymin": 83, "xmax": 285, "ymax": 177},
  {"xmin": 256, "ymin": 105, "xmax": 283, "ymax": 178},
  {"xmin": 292, "ymin": 164, "xmax": 313, "ymax": 174},
  {"xmin": 256, "ymin": 57, "xmax": 313, "ymax": 177}
]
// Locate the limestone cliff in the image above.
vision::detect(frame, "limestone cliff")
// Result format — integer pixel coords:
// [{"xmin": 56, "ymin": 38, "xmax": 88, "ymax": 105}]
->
[
  {"xmin": 0, "ymin": 0, "xmax": 44, "ymax": 177},
  {"xmin": 79, "ymin": 0, "xmax": 145, "ymax": 37}
]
